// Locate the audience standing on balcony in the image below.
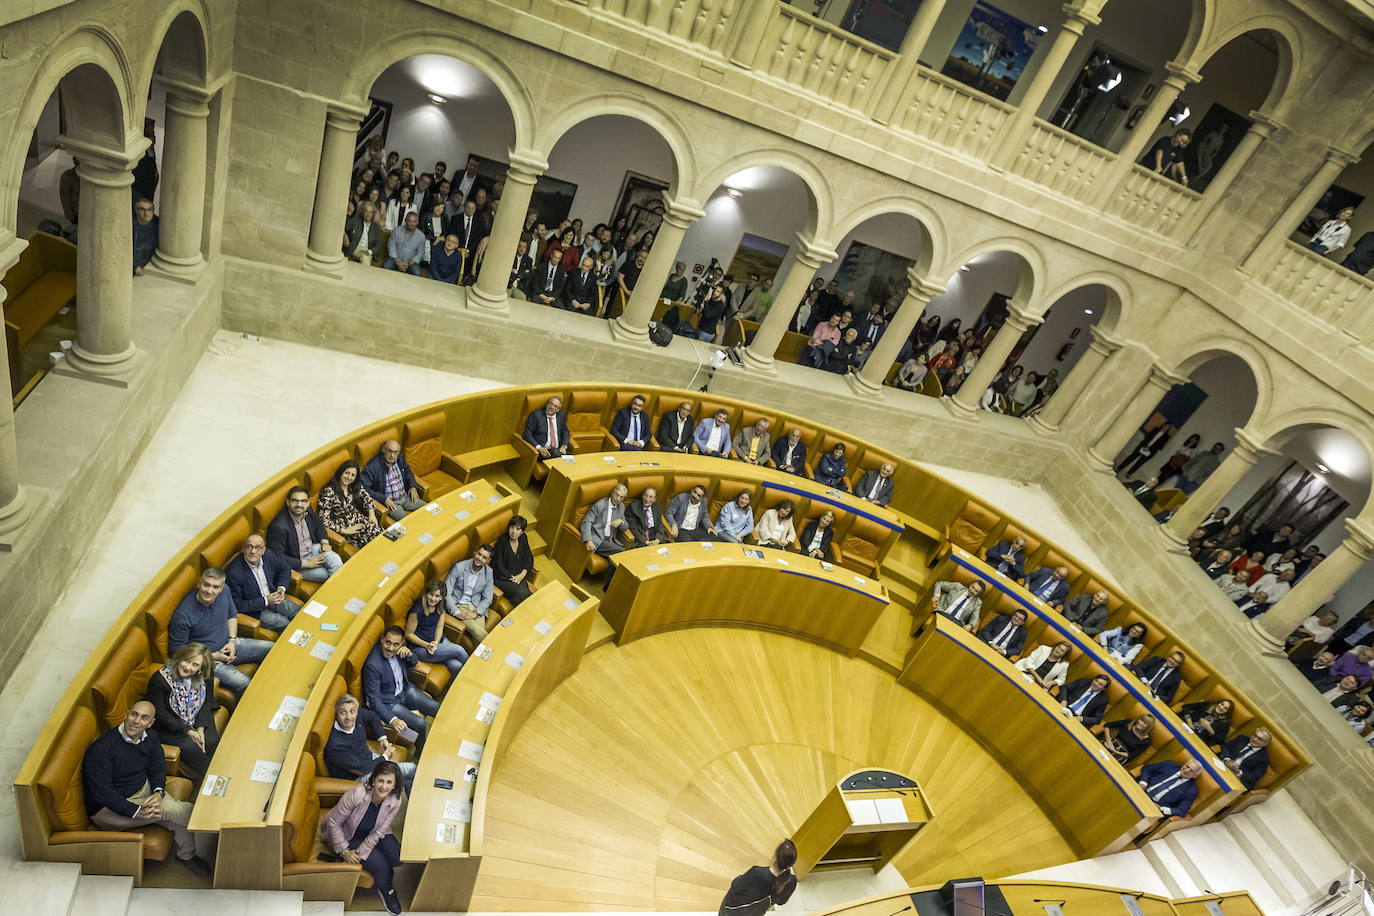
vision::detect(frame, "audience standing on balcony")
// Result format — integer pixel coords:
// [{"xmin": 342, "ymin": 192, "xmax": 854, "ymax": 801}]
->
[{"xmin": 1307, "ymin": 207, "xmax": 1356, "ymax": 256}]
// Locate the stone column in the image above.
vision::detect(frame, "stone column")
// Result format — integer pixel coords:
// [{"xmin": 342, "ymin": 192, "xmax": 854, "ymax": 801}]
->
[
  {"xmin": 990, "ymin": 3, "xmax": 1102, "ymax": 169},
  {"xmin": 1241, "ymin": 145, "xmax": 1360, "ymax": 274},
  {"xmin": 740, "ymin": 235, "xmax": 837, "ymax": 374},
  {"xmin": 611, "ymin": 195, "xmax": 705, "ymax": 344},
  {"xmin": 1029, "ymin": 325, "xmax": 1121, "ymax": 433},
  {"xmin": 0, "ymin": 233, "xmax": 32, "ymax": 550},
  {"xmin": 1179, "ymin": 113, "xmax": 1280, "ymax": 243},
  {"xmin": 304, "ymin": 103, "xmax": 367, "ymax": 278},
  {"xmin": 727, "ymin": 0, "xmax": 779, "ymax": 69},
  {"xmin": 945, "ymin": 306, "xmax": 1041, "ymax": 416},
  {"xmin": 871, "ymin": 0, "xmax": 952, "ymax": 124},
  {"xmin": 1085, "ymin": 362, "xmax": 1187, "ymax": 470},
  {"xmin": 470, "ymin": 148, "xmax": 549, "ymax": 314},
  {"xmin": 848, "ymin": 272, "xmax": 946, "ymax": 396},
  {"xmin": 1251, "ymin": 518, "xmax": 1374, "ymax": 650},
  {"xmin": 1159, "ymin": 428, "xmax": 1275, "ymax": 547},
  {"xmin": 148, "ymin": 78, "xmax": 212, "ymax": 282},
  {"xmin": 61, "ymin": 137, "xmax": 147, "ymax": 381},
  {"xmin": 1090, "ymin": 62, "xmax": 1200, "ymax": 209}
]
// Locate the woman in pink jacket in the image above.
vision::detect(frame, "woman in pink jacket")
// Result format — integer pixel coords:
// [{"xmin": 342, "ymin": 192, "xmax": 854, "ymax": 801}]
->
[{"xmin": 321, "ymin": 759, "xmax": 406, "ymax": 914}]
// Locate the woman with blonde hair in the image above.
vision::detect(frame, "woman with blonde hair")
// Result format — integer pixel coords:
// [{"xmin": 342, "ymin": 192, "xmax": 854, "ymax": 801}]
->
[{"xmin": 144, "ymin": 642, "xmax": 218, "ymax": 783}]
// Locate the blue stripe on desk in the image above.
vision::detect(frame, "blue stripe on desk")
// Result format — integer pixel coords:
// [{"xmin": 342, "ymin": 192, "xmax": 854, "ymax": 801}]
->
[
  {"xmin": 779, "ymin": 568, "xmax": 889, "ymax": 603},
  {"xmin": 761, "ymin": 481, "xmax": 904, "ymax": 532}
]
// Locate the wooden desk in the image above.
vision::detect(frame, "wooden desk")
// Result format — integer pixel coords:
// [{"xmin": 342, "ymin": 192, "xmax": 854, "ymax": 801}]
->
[
  {"xmin": 602, "ymin": 542, "xmax": 889, "ymax": 653},
  {"xmin": 938, "ymin": 547, "xmax": 1246, "ymax": 821},
  {"xmin": 405, "ymin": 582, "xmax": 599, "ymax": 911},
  {"xmin": 807, "ymin": 883, "xmax": 1265, "ymax": 916},
  {"xmin": 792, "ymin": 770, "xmax": 932, "ymax": 878},
  {"xmin": 901, "ymin": 615, "xmax": 1161, "ymax": 857},
  {"xmin": 189, "ymin": 480, "xmax": 505, "ymax": 833}
]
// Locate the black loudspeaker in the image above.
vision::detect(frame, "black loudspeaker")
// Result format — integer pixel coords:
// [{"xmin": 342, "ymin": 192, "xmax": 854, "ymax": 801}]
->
[{"xmin": 940, "ymin": 878, "xmax": 985, "ymax": 916}]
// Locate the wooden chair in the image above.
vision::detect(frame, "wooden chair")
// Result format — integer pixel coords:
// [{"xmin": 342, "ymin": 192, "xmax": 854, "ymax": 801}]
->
[{"xmin": 403, "ymin": 412, "xmax": 462, "ymax": 498}]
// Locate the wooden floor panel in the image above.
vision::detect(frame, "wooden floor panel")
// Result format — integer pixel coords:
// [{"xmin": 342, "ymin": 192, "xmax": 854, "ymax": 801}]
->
[{"xmin": 471, "ymin": 629, "xmax": 1077, "ymax": 911}]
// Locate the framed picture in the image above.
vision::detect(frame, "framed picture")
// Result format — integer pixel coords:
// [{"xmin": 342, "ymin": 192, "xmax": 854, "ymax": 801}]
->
[
  {"xmin": 468, "ymin": 153, "xmax": 577, "ymax": 225},
  {"xmin": 611, "ymin": 171, "xmax": 671, "ymax": 240},
  {"xmin": 940, "ymin": 1, "xmax": 1043, "ymax": 102},
  {"xmin": 832, "ymin": 240, "xmax": 915, "ymax": 311},
  {"xmin": 1186, "ymin": 104, "xmax": 1252, "ymax": 193},
  {"xmin": 1141, "ymin": 82, "xmax": 1157, "ymax": 100},
  {"xmin": 726, "ymin": 234, "xmax": 789, "ymax": 282},
  {"xmin": 1297, "ymin": 183, "xmax": 1366, "ymax": 239}
]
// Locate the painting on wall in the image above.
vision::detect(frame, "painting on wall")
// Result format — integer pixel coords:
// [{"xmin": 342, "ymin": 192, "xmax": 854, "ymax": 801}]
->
[
  {"xmin": 832, "ymin": 241, "xmax": 915, "ymax": 310},
  {"xmin": 1142, "ymin": 381, "xmax": 1207, "ymax": 436},
  {"xmin": 940, "ymin": 1, "xmax": 1042, "ymax": 102},
  {"xmin": 611, "ymin": 171, "xmax": 671, "ymax": 241},
  {"xmin": 1297, "ymin": 183, "xmax": 1367, "ymax": 239},
  {"xmin": 1186, "ymin": 103, "xmax": 1252, "ymax": 193},
  {"xmin": 726, "ymin": 234, "xmax": 789, "ymax": 283},
  {"xmin": 1232, "ymin": 460, "xmax": 1349, "ymax": 544},
  {"xmin": 469, "ymin": 154, "xmax": 578, "ymax": 226}
]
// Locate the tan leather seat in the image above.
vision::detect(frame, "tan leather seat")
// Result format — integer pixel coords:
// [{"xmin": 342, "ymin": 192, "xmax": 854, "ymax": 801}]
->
[
  {"xmin": 841, "ymin": 515, "xmax": 887, "ymax": 576},
  {"xmin": 404, "ymin": 412, "xmax": 460, "ymax": 498},
  {"xmin": 947, "ymin": 499, "xmax": 1001, "ymax": 556},
  {"xmin": 281, "ymin": 752, "xmax": 369, "ymax": 888}
]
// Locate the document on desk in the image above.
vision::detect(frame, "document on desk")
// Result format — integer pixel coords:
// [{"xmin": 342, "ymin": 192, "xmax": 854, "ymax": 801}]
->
[
  {"xmin": 309, "ymin": 641, "xmax": 335, "ymax": 661},
  {"xmin": 504, "ymin": 651, "xmax": 526, "ymax": 670},
  {"xmin": 443, "ymin": 799, "xmax": 473, "ymax": 823},
  {"xmin": 479, "ymin": 691, "xmax": 503, "ymax": 712},
  {"xmin": 300, "ymin": 600, "xmax": 327, "ymax": 618},
  {"xmin": 250, "ymin": 760, "xmax": 282, "ymax": 784},
  {"xmin": 435, "ymin": 822, "xmax": 463, "ymax": 844},
  {"xmin": 874, "ymin": 797, "xmax": 907, "ymax": 823},
  {"xmin": 458, "ymin": 739, "xmax": 484, "ymax": 762},
  {"xmin": 844, "ymin": 799, "xmax": 881, "ymax": 825},
  {"xmin": 200, "ymin": 774, "xmax": 229, "ymax": 797},
  {"xmin": 344, "ymin": 597, "xmax": 366, "ymax": 614},
  {"xmin": 286, "ymin": 629, "xmax": 313, "ymax": 648},
  {"xmin": 534, "ymin": 620, "xmax": 552, "ymax": 635}
]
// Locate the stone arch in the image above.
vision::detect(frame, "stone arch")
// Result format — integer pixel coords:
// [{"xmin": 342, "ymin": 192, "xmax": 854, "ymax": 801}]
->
[
  {"xmin": 139, "ymin": 4, "xmax": 211, "ymax": 94},
  {"xmin": 936, "ymin": 235, "xmax": 1043, "ymax": 306},
  {"xmin": 691, "ymin": 147, "xmax": 830, "ymax": 242},
  {"xmin": 1170, "ymin": 339, "xmax": 1272, "ymax": 427},
  {"xmin": 344, "ymin": 30, "xmax": 537, "ymax": 152},
  {"xmin": 533, "ymin": 91, "xmax": 696, "ymax": 197},
  {"xmin": 829, "ymin": 196, "xmax": 944, "ymax": 282},
  {"xmin": 1189, "ymin": 19, "xmax": 1299, "ymax": 121},
  {"xmin": 1036, "ymin": 271, "xmax": 1132, "ymax": 332},
  {"xmin": 1173, "ymin": 0, "xmax": 1212, "ymax": 67},
  {"xmin": 1250, "ymin": 409, "xmax": 1374, "ymax": 519}
]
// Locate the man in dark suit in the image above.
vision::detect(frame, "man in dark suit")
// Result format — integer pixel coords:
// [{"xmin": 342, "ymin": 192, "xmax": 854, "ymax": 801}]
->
[
  {"xmin": 854, "ymin": 462, "xmax": 895, "ymax": 507},
  {"xmin": 1025, "ymin": 565, "xmax": 1071, "ymax": 609},
  {"xmin": 1219, "ymin": 730, "xmax": 1271, "ymax": 789},
  {"xmin": 564, "ymin": 255, "xmax": 599, "ymax": 314},
  {"xmin": 977, "ymin": 609, "xmax": 1027, "ymax": 657},
  {"xmin": 1123, "ymin": 475, "xmax": 1159, "ymax": 508},
  {"xmin": 361, "ymin": 439, "xmax": 426, "ymax": 519},
  {"xmin": 526, "ymin": 258, "xmax": 566, "ymax": 306},
  {"xmin": 1235, "ymin": 591, "xmax": 1271, "ymax": 619},
  {"xmin": 624, "ymin": 487, "xmax": 669, "ymax": 547},
  {"xmin": 509, "ymin": 239, "xmax": 534, "ymax": 292},
  {"xmin": 1060, "ymin": 675, "xmax": 1110, "ymax": 726},
  {"xmin": 1330, "ymin": 605, "xmax": 1374, "ymax": 652},
  {"xmin": 609, "ymin": 394, "xmax": 651, "ymax": 450},
  {"xmin": 224, "ymin": 533, "xmax": 300, "ymax": 632},
  {"xmin": 266, "ymin": 486, "xmax": 343, "ymax": 582},
  {"xmin": 1246, "ymin": 523, "xmax": 1296, "ymax": 557},
  {"xmin": 447, "ymin": 199, "xmax": 488, "ymax": 283},
  {"xmin": 1138, "ymin": 759, "xmax": 1203, "ymax": 818},
  {"xmin": 362, "ymin": 625, "xmax": 438, "ymax": 747},
  {"xmin": 656, "ymin": 401, "xmax": 696, "ymax": 453},
  {"xmin": 1063, "ymin": 589, "xmax": 1110, "ymax": 636},
  {"xmin": 985, "ymin": 536, "xmax": 1027, "ymax": 581},
  {"xmin": 771, "ymin": 428, "xmax": 808, "ymax": 476},
  {"xmin": 1296, "ymin": 650, "xmax": 1340, "ymax": 690},
  {"xmin": 1198, "ymin": 507, "xmax": 1231, "ymax": 540},
  {"xmin": 521, "ymin": 395, "xmax": 571, "ymax": 460},
  {"xmin": 1132, "ymin": 650, "xmax": 1185, "ymax": 703}
]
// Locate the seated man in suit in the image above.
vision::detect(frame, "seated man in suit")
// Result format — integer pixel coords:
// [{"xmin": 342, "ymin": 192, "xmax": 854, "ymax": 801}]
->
[
  {"xmin": 929, "ymin": 578, "xmax": 984, "ymax": 631},
  {"xmin": 362, "ymin": 626, "xmax": 438, "ymax": 748},
  {"xmin": 985, "ymin": 535, "xmax": 1027, "ymax": 581},
  {"xmin": 564, "ymin": 255, "xmax": 599, "ymax": 314},
  {"xmin": 666, "ymin": 485, "xmax": 717, "ymax": 541},
  {"xmin": 444, "ymin": 544, "xmax": 495, "ymax": 644},
  {"xmin": 581, "ymin": 484, "xmax": 629, "ymax": 557},
  {"xmin": 694, "ymin": 408, "xmax": 732, "ymax": 458},
  {"xmin": 625, "ymin": 487, "xmax": 669, "ymax": 547},
  {"xmin": 324, "ymin": 693, "xmax": 416, "ymax": 787},
  {"xmin": 1123, "ymin": 475, "xmax": 1159, "ymax": 508},
  {"xmin": 1025, "ymin": 565, "xmax": 1071, "ymax": 609},
  {"xmin": 267, "ymin": 486, "xmax": 344, "ymax": 582},
  {"xmin": 977, "ymin": 609, "xmax": 1028, "ymax": 658},
  {"xmin": 1060, "ymin": 674, "xmax": 1111, "ymax": 726},
  {"xmin": 510, "ymin": 238, "xmax": 534, "ymax": 291},
  {"xmin": 1138, "ymin": 758, "xmax": 1203, "ymax": 818},
  {"xmin": 1235, "ymin": 590, "xmax": 1272, "ymax": 619},
  {"xmin": 169, "ymin": 567, "xmax": 274, "ymax": 696},
  {"xmin": 362, "ymin": 439, "xmax": 427, "ymax": 520},
  {"xmin": 1132, "ymin": 650, "xmax": 1186, "ymax": 703},
  {"xmin": 526, "ymin": 258, "xmax": 566, "ymax": 306},
  {"xmin": 224, "ymin": 534, "xmax": 301, "ymax": 633},
  {"xmin": 1062, "ymin": 588, "xmax": 1110, "ymax": 636},
  {"xmin": 83, "ymin": 701, "xmax": 210, "ymax": 876},
  {"xmin": 855, "ymin": 462, "xmax": 895, "ymax": 506},
  {"xmin": 656, "ymin": 401, "xmax": 696, "ymax": 453},
  {"xmin": 731, "ymin": 418, "xmax": 772, "ymax": 466},
  {"xmin": 1296, "ymin": 649, "xmax": 1341, "ymax": 690},
  {"xmin": 522, "ymin": 396, "xmax": 572, "ymax": 461},
  {"xmin": 771, "ymin": 428, "xmax": 807, "ymax": 476},
  {"xmin": 1219, "ymin": 729, "xmax": 1271, "ymax": 790},
  {"xmin": 609, "ymin": 395, "xmax": 651, "ymax": 451}
]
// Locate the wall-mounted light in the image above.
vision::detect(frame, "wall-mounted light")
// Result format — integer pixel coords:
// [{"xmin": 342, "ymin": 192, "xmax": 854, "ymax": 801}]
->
[
  {"xmin": 1316, "ymin": 462, "xmax": 1332, "ymax": 474},
  {"xmin": 725, "ymin": 187, "xmax": 743, "ymax": 199},
  {"xmin": 1037, "ymin": 24, "xmax": 1049, "ymax": 33},
  {"xmin": 958, "ymin": 264, "xmax": 970, "ymax": 272},
  {"xmin": 427, "ymin": 93, "xmax": 447, "ymax": 105},
  {"xmin": 1167, "ymin": 100, "xmax": 1191, "ymax": 125}
]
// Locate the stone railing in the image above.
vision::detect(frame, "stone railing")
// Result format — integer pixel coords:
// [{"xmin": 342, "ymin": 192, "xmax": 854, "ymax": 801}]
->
[
  {"xmin": 1260, "ymin": 240, "xmax": 1374, "ymax": 342},
  {"xmin": 1008, "ymin": 120, "xmax": 1115, "ymax": 205},
  {"xmin": 757, "ymin": 3, "xmax": 895, "ymax": 114},
  {"xmin": 1106, "ymin": 166, "xmax": 1201, "ymax": 237},
  {"xmin": 899, "ymin": 68, "xmax": 1013, "ymax": 162},
  {"xmin": 585, "ymin": 0, "xmax": 742, "ymax": 53}
]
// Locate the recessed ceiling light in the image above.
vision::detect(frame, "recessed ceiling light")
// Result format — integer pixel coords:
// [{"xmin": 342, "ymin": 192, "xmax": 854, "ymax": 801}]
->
[
  {"xmin": 1037, "ymin": 24, "xmax": 1049, "ymax": 33},
  {"xmin": 1083, "ymin": 308, "xmax": 1094, "ymax": 314},
  {"xmin": 1316, "ymin": 463, "xmax": 1331, "ymax": 474},
  {"xmin": 427, "ymin": 93, "xmax": 447, "ymax": 105},
  {"xmin": 958, "ymin": 264, "xmax": 970, "ymax": 272},
  {"xmin": 726, "ymin": 187, "xmax": 742, "ymax": 199}
]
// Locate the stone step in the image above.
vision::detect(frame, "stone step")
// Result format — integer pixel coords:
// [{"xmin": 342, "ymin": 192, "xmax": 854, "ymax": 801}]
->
[
  {"xmin": 1229, "ymin": 790, "xmax": 1347, "ymax": 891},
  {"xmin": 0, "ymin": 861, "xmax": 83, "ymax": 916},
  {"xmin": 71, "ymin": 874, "xmax": 134, "ymax": 916},
  {"xmin": 126, "ymin": 888, "xmax": 304, "ymax": 915}
]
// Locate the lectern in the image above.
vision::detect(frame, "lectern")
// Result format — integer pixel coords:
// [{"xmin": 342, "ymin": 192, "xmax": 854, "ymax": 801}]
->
[{"xmin": 792, "ymin": 768, "xmax": 933, "ymax": 878}]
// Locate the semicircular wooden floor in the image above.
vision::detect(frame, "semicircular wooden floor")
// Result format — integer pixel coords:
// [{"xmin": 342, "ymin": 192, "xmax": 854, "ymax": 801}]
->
[{"xmin": 470, "ymin": 628, "xmax": 1075, "ymax": 911}]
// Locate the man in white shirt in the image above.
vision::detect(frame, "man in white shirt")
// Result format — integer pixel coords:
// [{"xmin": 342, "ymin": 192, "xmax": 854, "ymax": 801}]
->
[
  {"xmin": 693, "ymin": 409, "xmax": 732, "ymax": 458},
  {"xmin": 444, "ymin": 545, "xmax": 495, "ymax": 642},
  {"xmin": 1251, "ymin": 568, "xmax": 1295, "ymax": 602},
  {"xmin": 667, "ymin": 485, "xmax": 716, "ymax": 541}
]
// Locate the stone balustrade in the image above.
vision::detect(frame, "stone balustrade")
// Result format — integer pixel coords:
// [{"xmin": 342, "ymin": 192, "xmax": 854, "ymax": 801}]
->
[
  {"xmin": 758, "ymin": 3, "xmax": 895, "ymax": 115},
  {"xmin": 1260, "ymin": 240, "xmax": 1374, "ymax": 342},
  {"xmin": 1107, "ymin": 166, "xmax": 1202, "ymax": 237},
  {"xmin": 1008, "ymin": 120, "xmax": 1115, "ymax": 205}
]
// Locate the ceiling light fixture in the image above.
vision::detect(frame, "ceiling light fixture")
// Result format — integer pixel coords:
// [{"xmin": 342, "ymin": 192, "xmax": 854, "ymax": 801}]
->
[
  {"xmin": 1083, "ymin": 308, "xmax": 1094, "ymax": 314},
  {"xmin": 1037, "ymin": 24, "xmax": 1049, "ymax": 33},
  {"xmin": 1167, "ymin": 100, "xmax": 1191, "ymax": 125},
  {"xmin": 725, "ymin": 187, "xmax": 743, "ymax": 199},
  {"xmin": 427, "ymin": 93, "xmax": 447, "ymax": 105},
  {"xmin": 959, "ymin": 264, "xmax": 970, "ymax": 272},
  {"xmin": 1316, "ymin": 462, "xmax": 1331, "ymax": 474}
]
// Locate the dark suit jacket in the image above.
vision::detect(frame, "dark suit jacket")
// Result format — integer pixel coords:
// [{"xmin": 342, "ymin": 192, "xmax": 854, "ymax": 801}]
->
[
  {"xmin": 976, "ymin": 615, "xmax": 1026, "ymax": 656},
  {"xmin": 1062, "ymin": 594, "xmax": 1109, "ymax": 635},
  {"xmin": 854, "ymin": 469, "xmax": 894, "ymax": 507},
  {"xmin": 1218, "ymin": 736, "xmax": 1269, "ymax": 789},
  {"xmin": 526, "ymin": 263, "xmax": 566, "ymax": 301},
  {"xmin": 624, "ymin": 498, "xmax": 668, "ymax": 545},
  {"xmin": 1060, "ymin": 679, "xmax": 1109, "ymax": 726},
  {"xmin": 522, "ymin": 408, "xmax": 570, "ymax": 451},
  {"xmin": 1132, "ymin": 656, "xmax": 1182, "ymax": 704},
  {"xmin": 610, "ymin": 407, "xmax": 651, "ymax": 450},
  {"xmin": 360, "ymin": 453, "xmax": 420, "ymax": 503},
  {"xmin": 509, "ymin": 253, "xmax": 533, "ymax": 290},
  {"xmin": 798, "ymin": 520, "xmax": 835, "ymax": 560},
  {"xmin": 344, "ymin": 216, "xmax": 380, "ymax": 260},
  {"xmin": 1296, "ymin": 658, "xmax": 1339, "ymax": 690},
  {"xmin": 985, "ymin": 540, "xmax": 1026, "ymax": 580},
  {"xmin": 266, "ymin": 507, "xmax": 329, "ymax": 572},
  {"xmin": 362, "ymin": 644, "xmax": 420, "ymax": 716},
  {"xmin": 1139, "ymin": 761, "xmax": 1199, "ymax": 817},
  {"xmin": 656, "ymin": 411, "xmax": 696, "ymax": 452},
  {"xmin": 224, "ymin": 551, "xmax": 292, "ymax": 617},
  {"xmin": 564, "ymin": 269, "xmax": 598, "ymax": 309},
  {"xmin": 1123, "ymin": 479, "xmax": 1157, "ymax": 508},
  {"xmin": 771, "ymin": 438, "xmax": 808, "ymax": 475},
  {"xmin": 1025, "ymin": 567, "xmax": 1069, "ymax": 606},
  {"xmin": 446, "ymin": 212, "xmax": 488, "ymax": 252}
]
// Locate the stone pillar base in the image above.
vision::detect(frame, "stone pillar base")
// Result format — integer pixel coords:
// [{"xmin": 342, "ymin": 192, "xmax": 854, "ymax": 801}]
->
[
  {"xmin": 738, "ymin": 346, "xmax": 777, "ymax": 375},
  {"xmin": 1084, "ymin": 447, "xmax": 1118, "ymax": 472},
  {"xmin": 0, "ymin": 486, "xmax": 34, "ymax": 552},
  {"xmin": 57, "ymin": 343, "xmax": 140, "ymax": 387},
  {"xmin": 1151, "ymin": 523, "xmax": 1190, "ymax": 553},
  {"xmin": 609, "ymin": 316, "xmax": 650, "ymax": 346},
  {"xmin": 1244, "ymin": 617, "xmax": 1288, "ymax": 656},
  {"xmin": 845, "ymin": 372, "xmax": 884, "ymax": 399},
  {"xmin": 941, "ymin": 396, "xmax": 976, "ymax": 420},
  {"xmin": 1027, "ymin": 413, "xmax": 1060, "ymax": 436},
  {"xmin": 147, "ymin": 251, "xmax": 206, "ymax": 284},
  {"xmin": 303, "ymin": 252, "xmax": 346, "ymax": 279},
  {"xmin": 466, "ymin": 284, "xmax": 510, "ymax": 315}
]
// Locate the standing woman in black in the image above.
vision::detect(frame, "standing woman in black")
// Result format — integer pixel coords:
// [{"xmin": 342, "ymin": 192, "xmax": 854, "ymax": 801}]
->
[
  {"xmin": 719, "ymin": 839, "xmax": 798, "ymax": 916},
  {"xmin": 491, "ymin": 515, "xmax": 536, "ymax": 607}
]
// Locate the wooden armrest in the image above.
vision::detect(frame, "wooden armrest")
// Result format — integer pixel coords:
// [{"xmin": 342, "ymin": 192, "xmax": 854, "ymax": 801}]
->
[
  {"xmin": 439, "ymin": 454, "xmax": 464, "ymax": 477},
  {"xmin": 51, "ymin": 830, "xmax": 143, "ymax": 844},
  {"xmin": 162, "ymin": 743, "xmax": 182, "ymax": 776},
  {"xmin": 283, "ymin": 861, "xmax": 362, "ymax": 876},
  {"xmin": 314, "ymin": 777, "xmax": 359, "ymax": 806}
]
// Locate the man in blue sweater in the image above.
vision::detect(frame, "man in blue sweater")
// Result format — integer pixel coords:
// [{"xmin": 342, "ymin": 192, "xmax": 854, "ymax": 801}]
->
[
  {"xmin": 323, "ymin": 694, "xmax": 416, "ymax": 787},
  {"xmin": 168, "ymin": 567, "xmax": 273, "ymax": 695},
  {"xmin": 83, "ymin": 701, "xmax": 210, "ymax": 875}
]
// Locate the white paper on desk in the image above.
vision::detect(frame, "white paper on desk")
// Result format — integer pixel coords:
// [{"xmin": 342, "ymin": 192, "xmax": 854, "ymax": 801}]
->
[
  {"xmin": 301, "ymin": 600, "xmax": 327, "ymax": 618},
  {"xmin": 455, "ymin": 510, "xmax": 471, "ymax": 520},
  {"xmin": 463, "ymin": 764, "xmax": 479, "ymax": 783},
  {"xmin": 656, "ymin": 547, "xmax": 670, "ymax": 557},
  {"xmin": 479, "ymin": 691, "xmax": 502, "ymax": 711},
  {"xmin": 820, "ymin": 561, "xmax": 834, "ymax": 571},
  {"xmin": 602, "ymin": 456, "xmax": 616, "ymax": 463},
  {"xmin": 475, "ymin": 704, "xmax": 496, "ymax": 724},
  {"xmin": 844, "ymin": 798, "xmax": 881, "ymax": 825},
  {"xmin": 287, "ymin": 629, "xmax": 313, "ymax": 648},
  {"xmin": 721, "ymin": 556, "xmax": 734, "ymax": 562},
  {"xmin": 560, "ymin": 455, "xmax": 575, "ymax": 462},
  {"xmin": 344, "ymin": 597, "xmax": 366, "ymax": 614},
  {"xmin": 460, "ymin": 490, "xmax": 477, "ymax": 502},
  {"xmin": 309, "ymin": 641, "xmax": 335, "ymax": 661},
  {"xmin": 418, "ymin": 532, "xmax": 435, "ymax": 545},
  {"xmin": 200, "ymin": 774, "xmax": 229, "ymax": 796},
  {"xmin": 268, "ymin": 711, "xmax": 297, "ymax": 732},
  {"xmin": 682, "ymin": 557, "xmax": 696, "ymax": 563},
  {"xmin": 250, "ymin": 760, "xmax": 281, "ymax": 783},
  {"xmin": 854, "ymin": 576, "xmax": 867, "ymax": 585},
  {"xmin": 874, "ymin": 797, "xmax": 907, "ymax": 823},
  {"xmin": 488, "ymin": 494, "xmax": 500, "ymax": 503},
  {"xmin": 505, "ymin": 651, "xmax": 525, "ymax": 670},
  {"xmin": 377, "ymin": 576, "xmax": 390, "ymax": 589},
  {"xmin": 534, "ymin": 620, "xmax": 552, "ymax": 635},
  {"xmin": 380, "ymin": 561, "xmax": 400, "ymax": 575},
  {"xmin": 443, "ymin": 799, "xmax": 473, "ymax": 823},
  {"xmin": 646, "ymin": 563, "xmax": 660, "ymax": 571},
  {"xmin": 458, "ymin": 739, "xmax": 484, "ymax": 762},
  {"xmin": 701, "ymin": 542, "xmax": 714, "ymax": 550},
  {"xmin": 435, "ymin": 822, "xmax": 462, "ymax": 844},
  {"xmin": 278, "ymin": 695, "xmax": 307, "ymax": 718},
  {"xmin": 475, "ymin": 644, "xmax": 493, "ymax": 660},
  {"xmin": 424, "ymin": 502, "xmax": 442, "ymax": 515},
  {"xmin": 563, "ymin": 598, "xmax": 578, "ymax": 611}
]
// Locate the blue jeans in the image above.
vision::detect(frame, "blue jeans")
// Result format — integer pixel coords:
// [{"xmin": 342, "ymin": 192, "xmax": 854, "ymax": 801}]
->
[
  {"xmin": 414, "ymin": 639, "xmax": 469, "ymax": 676},
  {"xmin": 300, "ymin": 544, "xmax": 344, "ymax": 582},
  {"xmin": 382, "ymin": 258, "xmax": 421, "ymax": 275},
  {"xmin": 383, "ymin": 495, "xmax": 427, "ymax": 519},
  {"xmin": 213, "ymin": 637, "xmax": 274, "ymax": 694},
  {"xmin": 378, "ymin": 684, "xmax": 440, "ymax": 739},
  {"xmin": 258, "ymin": 597, "xmax": 301, "ymax": 633}
]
